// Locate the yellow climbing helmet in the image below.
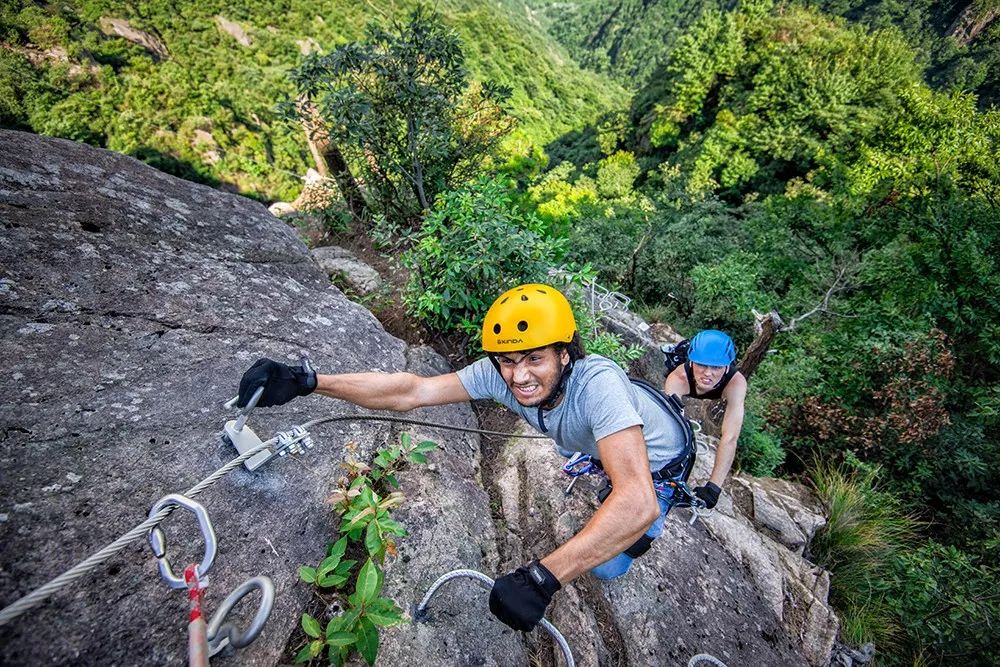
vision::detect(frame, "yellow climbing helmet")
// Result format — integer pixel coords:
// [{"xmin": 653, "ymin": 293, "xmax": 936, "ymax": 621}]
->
[{"xmin": 482, "ymin": 283, "xmax": 576, "ymax": 353}]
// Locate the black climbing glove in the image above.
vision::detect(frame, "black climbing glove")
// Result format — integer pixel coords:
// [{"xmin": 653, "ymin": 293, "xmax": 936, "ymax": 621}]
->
[
  {"xmin": 489, "ymin": 560, "xmax": 561, "ymax": 632},
  {"xmin": 693, "ymin": 481, "xmax": 722, "ymax": 509},
  {"xmin": 237, "ymin": 358, "xmax": 317, "ymax": 408}
]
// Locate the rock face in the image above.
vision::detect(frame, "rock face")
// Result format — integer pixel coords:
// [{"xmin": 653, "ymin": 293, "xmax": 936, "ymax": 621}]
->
[
  {"xmin": 215, "ymin": 15, "xmax": 253, "ymax": 47},
  {"xmin": 98, "ymin": 18, "xmax": 169, "ymax": 61},
  {"xmin": 0, "ymin": 130, "xmax": 462, "ymax": 665},
  {"xmin": 1, "ymin": 130, "xmax": 826, "ymax": 666},
  {"xmin": 694, "ymin": 453, "xmax": 838, "ymax": 667},
  {"xmin": 311, "ymin": 246, "xmax": 383, "ymax": 296}
]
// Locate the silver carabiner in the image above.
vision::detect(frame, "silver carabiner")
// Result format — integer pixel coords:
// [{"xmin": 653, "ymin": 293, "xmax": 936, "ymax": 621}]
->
[
  {"xmin": 147, "ymin": 494, "xmax": 218, "ymax": 589},
  {"xmin": 206, "ymin": 576, "xmax": 275, "ymax": 656}
]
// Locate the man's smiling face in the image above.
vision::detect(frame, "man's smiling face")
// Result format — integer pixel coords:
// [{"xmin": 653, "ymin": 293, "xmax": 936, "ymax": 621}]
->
[{"xmin": 494, "ymin": 345, "xmax": 570, "ymax": 407}]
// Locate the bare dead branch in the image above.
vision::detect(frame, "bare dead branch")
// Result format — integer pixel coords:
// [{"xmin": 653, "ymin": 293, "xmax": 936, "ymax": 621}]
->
[{"xmin": 784, "ymin": 266, "xmax": 855, "ymax": 331}]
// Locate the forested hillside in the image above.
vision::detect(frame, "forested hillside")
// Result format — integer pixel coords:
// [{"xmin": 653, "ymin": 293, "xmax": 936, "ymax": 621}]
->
[
  {"xmin": 526, "ymin": 0, "xmax": 1000, "ymax": 108},
  {"xmin": 0, "ymin": 0, "xmax": 623, "ymax": 199},
  {"xmin": 521, "ymin": 0, "xmax": 730, "ymax": 84},
  {"xmin": 4, "ymin": 0, "xmax": 999, "ymax": 664},
  {"xmin": 527, "ymin": 2, "xmax": 1000, "ymax": 660}
]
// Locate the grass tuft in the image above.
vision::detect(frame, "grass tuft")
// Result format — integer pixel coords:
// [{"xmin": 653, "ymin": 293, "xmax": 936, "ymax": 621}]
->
[{"xmin": 808, "ymin": 460, "xmax": 921, "ymax": 654}]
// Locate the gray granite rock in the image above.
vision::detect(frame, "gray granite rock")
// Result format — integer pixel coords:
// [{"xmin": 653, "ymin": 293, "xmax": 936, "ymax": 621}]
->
[
  {"xmin": 311, "ymin": 246, "xmax": 383, "ymax": 296},
  {"xmin": 0, "ymin": 131, "xmax": 467, "ymax": 666}
]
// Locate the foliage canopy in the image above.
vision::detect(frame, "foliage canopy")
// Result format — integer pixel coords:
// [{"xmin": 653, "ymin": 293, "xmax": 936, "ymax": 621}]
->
[{"xmin": 287, "ymin": 6, "xmax": 515, "ymax": 224}]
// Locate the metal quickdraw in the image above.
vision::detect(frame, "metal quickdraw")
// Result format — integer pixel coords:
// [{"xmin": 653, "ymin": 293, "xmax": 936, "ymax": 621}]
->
[
  {"xmin": 561, "ymin": 452, "xmax": 605, "ymax": 496},
  {"xmin": 146, "ymin": 494, "xmax": 274, "ymax": 666},
  {"xmin": 147, "ymin": 494, "xmax": 217, "ymax": 589},
  {"xmin": 658, "ymin": 478, "xmax": 714, "ymax": 526}
]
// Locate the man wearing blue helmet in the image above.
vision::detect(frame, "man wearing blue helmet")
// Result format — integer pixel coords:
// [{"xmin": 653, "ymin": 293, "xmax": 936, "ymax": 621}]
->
[{"xmin": 664, "ymin": 329, "xmax": 746, "ymax": 510}]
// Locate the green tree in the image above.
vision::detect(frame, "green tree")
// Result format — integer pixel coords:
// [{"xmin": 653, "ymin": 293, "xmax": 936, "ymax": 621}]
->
[
  {"xmin": 401, "ymin": 176, "xmax": 567, "ymax": 336},
  {"xmin": 288, "ymin": 5, "xmax": 514, "ymax": 226}
]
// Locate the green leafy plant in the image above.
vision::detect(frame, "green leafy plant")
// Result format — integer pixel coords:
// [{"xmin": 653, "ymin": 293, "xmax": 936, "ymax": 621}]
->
[
  {"xmin": 736, "ymin": 410, "xmax": 785, "ymax": 477},
  {"xmin": 402, "ymin": 176, "xmax": 567, "ymax": 335},
  {"xmin": 294, "ymin": 433, "xmax": 438, "ymax": 666}
]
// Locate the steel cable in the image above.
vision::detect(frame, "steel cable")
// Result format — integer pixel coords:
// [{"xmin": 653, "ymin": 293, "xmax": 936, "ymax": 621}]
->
[{"xmin": 0, "ymin": 414, "xmax": 549, "ymax": 627}]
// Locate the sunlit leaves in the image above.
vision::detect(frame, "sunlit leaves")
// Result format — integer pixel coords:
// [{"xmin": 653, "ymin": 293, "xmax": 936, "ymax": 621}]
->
[{"xmin": 294, "ymin": 433, "xmax": 434, "ymax": 665}]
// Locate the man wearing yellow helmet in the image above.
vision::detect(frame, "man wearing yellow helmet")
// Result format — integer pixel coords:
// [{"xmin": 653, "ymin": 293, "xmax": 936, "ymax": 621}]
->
[{"xmin": 236, "ymin": 283, "xmax": 693, "ymax": 633}]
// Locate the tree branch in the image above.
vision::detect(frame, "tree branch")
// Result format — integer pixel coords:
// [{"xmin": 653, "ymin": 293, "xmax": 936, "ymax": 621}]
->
[{"xmin": 784, "ymin": 266, "xmax": 855, "ymax": 331}]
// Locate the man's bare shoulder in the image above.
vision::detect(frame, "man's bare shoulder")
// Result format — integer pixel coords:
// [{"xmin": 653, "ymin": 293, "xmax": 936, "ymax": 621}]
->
[{"xmin": 723, "ymin": 371, "xmax": 747, "ymax": 400}]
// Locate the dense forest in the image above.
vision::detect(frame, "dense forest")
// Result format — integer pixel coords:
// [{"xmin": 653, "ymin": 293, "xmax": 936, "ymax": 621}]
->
[
  {"xmin": 0, "ymin": 0, "xmax": 623, "ymax": 199},
  {"xmin": 526, "ymin": 0, "xmax": 1000, "ymax": 108},
  {"xmin": 3, "ymin": 0, "xmax": 999, "ymax": 664}
]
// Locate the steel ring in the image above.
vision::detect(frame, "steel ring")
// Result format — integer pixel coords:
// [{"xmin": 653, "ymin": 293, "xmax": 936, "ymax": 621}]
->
[{"xmin": 207, "ymin": 576, "xmax": 275, "ymax": 653}]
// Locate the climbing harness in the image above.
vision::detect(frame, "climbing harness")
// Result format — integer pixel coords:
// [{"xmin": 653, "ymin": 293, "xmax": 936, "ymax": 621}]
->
[
  {"xmin": 145, "ymin": 493, "xmax": 275, "ymax": 665},
  {"xmin": 415, "ymin": 569, "xmax": 576, "ymax": 667},
  {"xmin": 561, "ymin": 454, "xmax": 712, "ymax": 526},
  {"xmin": 559, "ymin": 384, "xmax": 717, "ymax": 527}
]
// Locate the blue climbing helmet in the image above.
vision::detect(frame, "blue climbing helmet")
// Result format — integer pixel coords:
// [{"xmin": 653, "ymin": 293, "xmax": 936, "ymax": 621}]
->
[{"xmin": 688, "ymin": 330, "xmax": 736, "ymax": 367}]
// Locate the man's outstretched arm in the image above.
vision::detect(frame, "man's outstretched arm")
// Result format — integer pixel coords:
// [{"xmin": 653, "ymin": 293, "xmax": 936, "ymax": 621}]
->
[
  {"xmin": 314, "ymin": 370, "xmax": 471, "ymax": 411},
  {"xmin": 236, "ymin": 357, "xmax": 471, "ymax": 411}
]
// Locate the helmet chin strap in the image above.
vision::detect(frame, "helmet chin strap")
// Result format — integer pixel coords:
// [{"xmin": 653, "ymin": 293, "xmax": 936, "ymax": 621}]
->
[
  {"xmin": 487, "ymin": 348, "xmax": 575, "ymax": 434},
  {"xmin": 537, "ymin": 357, "xmax": 574, "ymax": 433}
]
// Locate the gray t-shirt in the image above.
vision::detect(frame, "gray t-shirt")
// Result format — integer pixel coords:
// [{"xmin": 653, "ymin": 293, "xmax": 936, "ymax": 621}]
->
[{"xmin": 456, "ymin": 354, "xmax": 687, "ymax": 470}]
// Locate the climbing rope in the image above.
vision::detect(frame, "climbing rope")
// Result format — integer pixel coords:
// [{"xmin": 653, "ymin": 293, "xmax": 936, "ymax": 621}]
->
[
  {"xmin": 0, "ymin": 413, "xmax": 549, "ymax": 628},
  {"xmin": 415, "ymin": 569, "xmax": 576, "ymax": 667},
  {"xmin": 688, "ymin": 654, "xmax": 729, "ymax": 667}
]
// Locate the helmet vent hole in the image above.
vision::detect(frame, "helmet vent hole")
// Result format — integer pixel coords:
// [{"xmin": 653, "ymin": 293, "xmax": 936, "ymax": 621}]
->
[
  {"xmin": 493, "ymin": 323, "xmax": 501, "ymax": 334},
  {"xmin": 517, "ymin": 320, "xmax": 528, "ymax": 332},
  {"xmin": 537, "ymin": 289, "xmax": 547, "ymax": 294},
  {"xmin": 500, "ymin": 297, "xmax": 509, "ymax": 304},
  {"xmin": 521, "ymin": 295, "xmax": 528, "ymax": 301}
]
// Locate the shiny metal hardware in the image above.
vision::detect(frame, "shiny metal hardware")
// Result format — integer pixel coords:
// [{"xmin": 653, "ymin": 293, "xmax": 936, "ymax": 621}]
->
[
  {"xmin": 223, "ymin": 386, "xmax": 271, "ymax": 471},
  {"xmin": 147, "ymin": 494, "xmax": 218, "ymax": 589},
  {"xmin": 275, "ymin": 425, "xmax": 314, "ymax": 458},
  {"xmin": 206, "ymin": 576, "xmax": 275, "ymax": 657},
  {"xmin": 561, "ymin": 452, "xmax": 599, "ymax": 496}
]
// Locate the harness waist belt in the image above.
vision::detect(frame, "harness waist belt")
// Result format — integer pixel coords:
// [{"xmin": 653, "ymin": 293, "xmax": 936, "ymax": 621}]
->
[
  {"xmin": 651, "ymin": 452, "xmax": 690, "ymax": 481},
  {"xmin": 590, "ymin": 451, "xmax": 690, "ymax": 482}
]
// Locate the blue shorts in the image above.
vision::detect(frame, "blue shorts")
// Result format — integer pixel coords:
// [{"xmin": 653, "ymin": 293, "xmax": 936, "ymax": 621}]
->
[{"xmin": 590, "ymin": 479, "xmax": 678, "ymax": 580}]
